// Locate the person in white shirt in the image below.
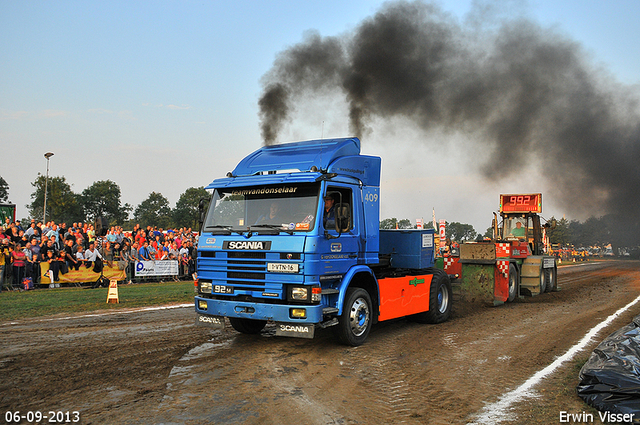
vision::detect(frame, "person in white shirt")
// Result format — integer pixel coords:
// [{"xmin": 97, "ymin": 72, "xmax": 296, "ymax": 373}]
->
[
  {"xmin": 76, "ymin": 246, "xmax": 86, "ymax": 266},
  {"xmin": 83, "ymin": 242, "xmax": 103, "ymax": 268}
]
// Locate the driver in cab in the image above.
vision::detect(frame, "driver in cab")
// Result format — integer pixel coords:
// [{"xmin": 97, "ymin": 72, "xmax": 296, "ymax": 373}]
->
[
  {"xmin": 323, "ymin": 195, "xmax": 335, "ymax": 228},
  {"xmin": 510, "ymin": 221, "xmax": 525, "ymax": 238},
  {"xmin": 255, "ymin": 201, "xmax": 282, "ymax": 224}
]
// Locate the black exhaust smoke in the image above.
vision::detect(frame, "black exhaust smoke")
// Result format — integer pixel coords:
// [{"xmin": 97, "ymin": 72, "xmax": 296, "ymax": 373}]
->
[{"xmin": 258, "ymin": 1, "xmax": 640, "ymax": 243}]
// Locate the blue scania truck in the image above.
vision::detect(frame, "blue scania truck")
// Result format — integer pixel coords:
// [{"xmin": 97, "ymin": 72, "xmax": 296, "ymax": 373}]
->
[{"xmin": 194, "ymin": 137, "xmax": 452, "ymax": 345}]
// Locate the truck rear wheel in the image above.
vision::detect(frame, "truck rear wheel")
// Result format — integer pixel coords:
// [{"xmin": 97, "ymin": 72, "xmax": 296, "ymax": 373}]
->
[
  {"xmin": 229, "ymin": 318, "xmax": 267, "ymax": 334},
  {"xmin": 544, "ymin": 266, "xmax": 557, "ymax": 292},
  {"xmin": 334, "ymin": 287, "xmax": 372, "ymax": 346},
  {"xmin": 507, "ymin": 264, "xmax": 518, "ymax": 302},
  {"xmin": 412, "ymin": 269, "xmax": 452, "ymax": 324}
]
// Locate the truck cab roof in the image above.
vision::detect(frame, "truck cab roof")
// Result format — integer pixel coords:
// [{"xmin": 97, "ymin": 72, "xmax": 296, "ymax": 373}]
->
[{"xmin": 207, "ymin": 137, "xmax": 381, "ymax": 189}]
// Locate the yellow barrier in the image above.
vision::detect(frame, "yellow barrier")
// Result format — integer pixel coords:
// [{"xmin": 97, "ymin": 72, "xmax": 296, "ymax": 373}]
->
[{"xmin": 39, "ymin": 262, "xmax": 126, "ymax": 285}]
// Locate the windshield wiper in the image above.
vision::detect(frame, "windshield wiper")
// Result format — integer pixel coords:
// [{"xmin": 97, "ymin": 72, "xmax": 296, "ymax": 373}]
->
[
  {"xmin": 206, "ymin": 225, "xmax": 244, "ymax": 235},
  {"xmin": 251, "ymin": 224, "xmax": 294, "ymax": 235}
]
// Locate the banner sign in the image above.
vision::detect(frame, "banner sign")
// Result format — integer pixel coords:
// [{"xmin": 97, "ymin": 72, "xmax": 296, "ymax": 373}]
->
[
  {"xmin": 439, "ymin": 219, "xmax": 446, "ymax": 249},
  {"xmin": 135, "ymin": 260, "xmax": 179, "ymax": 277}
]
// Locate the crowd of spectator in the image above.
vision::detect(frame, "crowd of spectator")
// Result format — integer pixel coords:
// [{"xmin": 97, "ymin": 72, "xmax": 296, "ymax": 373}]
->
[{"xmin": 0, "ymin": 217, "xmax": 198, "ymax": 291}]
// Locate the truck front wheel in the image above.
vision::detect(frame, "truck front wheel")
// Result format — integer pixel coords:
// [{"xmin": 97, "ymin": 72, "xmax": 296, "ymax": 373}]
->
[
  {"xmin": 229, "ymin": 317, "xmax": 267, "ymax": 334},
  {"xmin": 334, "ymin": 288, "xmax": 372, "ymax": 346}
]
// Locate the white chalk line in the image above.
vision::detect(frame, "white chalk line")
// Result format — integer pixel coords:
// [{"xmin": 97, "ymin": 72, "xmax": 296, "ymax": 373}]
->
[
  {"xmin": 5, "ymin": 303, "xmax": 194, "ymax": 326},
  {"xmin": 468, "ymin": 294, "xmax": 640, "ymax": 425}
]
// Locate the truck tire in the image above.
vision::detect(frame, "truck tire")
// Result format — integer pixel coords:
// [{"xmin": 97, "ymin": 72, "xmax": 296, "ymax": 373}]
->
[
  {"xmin": 412, "ymin": 269, "xmax": 452, "ymax": 324},
  {"xmin": 229, "ymin": 317, "xmax": 267, "ymax": 334},
  {"xmin": 545, "ymin": 266, "xmax": 557, "ymax": 292},
  {"xmin": 507, "ymin": 263, "xmax": 518, "ymax": 302},
  {"xmin": 539, "ymin": 267, "xmax": 546, "ymax": 295},
  {"xmin": 334, "ymin": 287, "xmax": 372, "ymax": 346}
]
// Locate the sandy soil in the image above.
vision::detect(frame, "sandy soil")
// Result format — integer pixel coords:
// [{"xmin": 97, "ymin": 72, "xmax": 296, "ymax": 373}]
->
[{"xmin": 1, "ymin": 260, "xmax": 639, "ymax": 425}]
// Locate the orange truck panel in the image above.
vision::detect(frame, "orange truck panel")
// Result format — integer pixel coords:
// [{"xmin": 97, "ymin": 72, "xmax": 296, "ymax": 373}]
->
[{"xmin": 378, "ymin": 274, "xmax": 434, "ymax": 321}]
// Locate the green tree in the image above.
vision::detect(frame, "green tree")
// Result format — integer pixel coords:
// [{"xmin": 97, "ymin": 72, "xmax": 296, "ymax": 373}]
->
[
  {"xmin": 447, "ymin": 222, "xmax": 477, "ymax": 242},
  {"xmin": 397, "ymin": 219, "xmax": 413, "ymax": 229},
  {"xmin": 0, "ymin": 176, "xmax": 8, "ymax": 202},
  {"xmin": 28, "ymin": 174, "xmax": 83, "ymax": 223},
  {"xmin": 579, "ymin": 216, "xmax": 609, "ymax": 247},
  {"xmin": 379, "ymin": 218, "xmax": 398, "ymax": 229},
  {"xmin": 379, "ymin": 218, "xmax": 414, "ymax": 229},
  {"xmin": 134, "ymin": 192, "xmax": 172, "ymax": 228},
  {"xmin": 547, "ymin": 217, "xmax": 570, "ymax": 245},
  {"xmin": 80, "ymin": 180, "xmax": 131, "ymax": 225},
  {"xmin": 173, "ymin": 187, "xmax": 211, "ymax": 229}
]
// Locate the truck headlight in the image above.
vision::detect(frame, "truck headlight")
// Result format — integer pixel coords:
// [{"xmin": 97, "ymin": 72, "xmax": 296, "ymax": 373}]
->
[
  {"xmin": 288, "ymin": 285, "xmax": 321, "ymax": 303},
  {"xmin": 200, "ymin": 281, "xmax": 212, "ymax": 293},
  {"xmin": 290, "ymin": 287, "xmax": 308, "ymax": 300}
]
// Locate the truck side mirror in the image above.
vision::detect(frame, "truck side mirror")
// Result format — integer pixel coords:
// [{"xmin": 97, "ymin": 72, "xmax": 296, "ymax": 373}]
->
[{"xmin": 198, "ymin": 198, "xmax": 207, "ymax": 234}]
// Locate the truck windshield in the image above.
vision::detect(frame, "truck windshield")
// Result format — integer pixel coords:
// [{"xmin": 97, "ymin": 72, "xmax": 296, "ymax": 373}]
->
[
  {"xmin": 504, "ymin": 217, "xmax": 526, "ymax": 239},
  {"xmin": 203, "ymin": 183, "xmax": 320, "ymax": 233}
]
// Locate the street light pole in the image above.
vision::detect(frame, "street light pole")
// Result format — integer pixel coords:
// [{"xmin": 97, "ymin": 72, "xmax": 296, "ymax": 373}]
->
[{"xmin": 43, "ymin": 152, "xmax": 54, "ymax": 223}]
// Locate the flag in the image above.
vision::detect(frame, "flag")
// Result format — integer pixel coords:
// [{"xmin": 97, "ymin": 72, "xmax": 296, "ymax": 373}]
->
[{"xmin": 432, "ymin": 208, "xmax": 437, "ymax": 230}]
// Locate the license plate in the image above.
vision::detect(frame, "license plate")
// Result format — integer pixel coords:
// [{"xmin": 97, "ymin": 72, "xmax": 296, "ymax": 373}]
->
[
  {"xmin": 195, "ymin": 314, "xmax": 225, "ymax": 329},
  {"xmin": 267, "ymin": 263, "xmax": 299, "ymax": 273},
  {"xmin": 213, "ymin": 285, "xmax": 234, "ymax": 294}
]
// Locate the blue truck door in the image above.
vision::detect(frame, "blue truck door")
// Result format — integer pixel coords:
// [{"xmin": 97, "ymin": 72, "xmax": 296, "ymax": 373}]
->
[{"xmin": 318, "ymin": 186, "xmax": 360, "ymax": 280}]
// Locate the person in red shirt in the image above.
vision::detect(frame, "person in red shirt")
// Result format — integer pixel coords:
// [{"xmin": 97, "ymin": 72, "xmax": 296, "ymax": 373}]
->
[{"xmin": 11, "ymin": 243, "xmax": 27, "ymax": 290}]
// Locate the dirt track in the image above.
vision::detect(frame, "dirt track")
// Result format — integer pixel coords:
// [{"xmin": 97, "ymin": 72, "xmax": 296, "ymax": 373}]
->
[{"xmin": 1, "ymin": 260, "xmax": 639, "ymax": 424}]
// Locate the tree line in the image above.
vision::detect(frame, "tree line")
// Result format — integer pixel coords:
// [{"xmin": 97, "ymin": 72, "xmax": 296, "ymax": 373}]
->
[
  {"xmin": 380, "ymin": 215, "xmax": 638, "ymax": 254},
  {"xmin": 545, "ymin": 215, "xmax": 637, "ymax": 253},
  {"xmin": 2, "ymin": 174, "xmax": 210, "ymax": 230},
  {"xmin": 3, "ymin": 173, "xmax": 636, "ymax": 253},
  {"xmin": 380, "ymin": 218, "xmax": 478, "ymax": 242}
]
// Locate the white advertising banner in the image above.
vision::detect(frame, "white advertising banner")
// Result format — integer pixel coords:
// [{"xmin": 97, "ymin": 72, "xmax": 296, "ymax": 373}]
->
[{"xmin": 135, "ymin": 260, "xmax": 179, "ymax": 277}]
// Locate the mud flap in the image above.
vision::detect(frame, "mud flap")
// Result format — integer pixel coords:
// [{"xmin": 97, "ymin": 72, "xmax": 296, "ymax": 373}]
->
[
  {"xmin": 520, "ymin": 256, "xmax": 543, "ymax": 295},
  {"xmin": 195, "ymin": 314, "xmax": 225, "ymax": 329},
  {"xmin": 274, "ymin": 322, "xmax": 315, "ymax": 339},
  {"xmin": 459, "ymin": 262, "xmax": 497, "ymax": 306}
]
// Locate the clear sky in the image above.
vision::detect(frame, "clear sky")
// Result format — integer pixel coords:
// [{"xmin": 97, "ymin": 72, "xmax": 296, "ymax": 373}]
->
[{"xmin": 2, "ymin": 0, "xmax": 639, "ymax": 233}]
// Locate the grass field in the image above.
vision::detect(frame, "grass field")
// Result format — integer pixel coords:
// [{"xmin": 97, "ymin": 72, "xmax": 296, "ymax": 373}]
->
[{"xmin": 0, "ymin": 281, "xmax": 196, "ymax": 322}]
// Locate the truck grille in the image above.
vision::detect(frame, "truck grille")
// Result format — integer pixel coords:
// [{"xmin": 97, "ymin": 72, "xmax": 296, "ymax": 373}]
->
[
  {"xmin": 227, "ymin": 271, "xmax": 266, "ymax": 280},
  {"xmin": 198, "ymin": 249, "xmax": 303, "ymax": 291},
  {"xmin": 228, "ymin": 252, "xmax": 266, "ymax": 259}
]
